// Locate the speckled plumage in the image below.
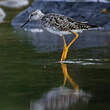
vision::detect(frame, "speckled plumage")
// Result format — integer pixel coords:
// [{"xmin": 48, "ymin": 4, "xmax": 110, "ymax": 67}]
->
[
  {"xmin": 21, "ymin": 10, "xmax": 97, "ymax": 36},
  {"xmin": 21, "ymin": 10, "xmax": 98, "ymax": 61},
  {"xmin": 41, "ymin": 13, "xmax": 95, "ymax": 35}
]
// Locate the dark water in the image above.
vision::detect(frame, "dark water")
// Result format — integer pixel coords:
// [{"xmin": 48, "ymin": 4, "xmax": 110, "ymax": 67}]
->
[{"xmin": 0, "ymin": 8, "xmax": 110, "ymax": 110}]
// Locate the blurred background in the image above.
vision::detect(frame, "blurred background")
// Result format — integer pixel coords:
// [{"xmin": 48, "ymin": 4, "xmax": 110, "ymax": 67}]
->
[{"xmin": 0, "ymin": 0, "xmax": 110, "ymax": 110}]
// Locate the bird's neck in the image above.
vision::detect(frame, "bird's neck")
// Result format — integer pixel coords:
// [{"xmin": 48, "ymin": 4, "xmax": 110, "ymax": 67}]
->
[{"xmin": 39, "ymin": 12, "xmax": 45, "ymax": 19}]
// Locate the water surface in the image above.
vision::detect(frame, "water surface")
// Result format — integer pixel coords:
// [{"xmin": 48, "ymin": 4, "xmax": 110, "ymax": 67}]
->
[{"xmin": 0, "ymin": 7, "xmax": 110, "ymax": 110}]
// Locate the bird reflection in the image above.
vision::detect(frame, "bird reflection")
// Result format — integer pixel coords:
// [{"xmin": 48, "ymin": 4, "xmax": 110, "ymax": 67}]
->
[
  {"xmin": 30, "ymin": 63, "xmax": 91, "ymax": 110},
  {"xmin": 61, "ymin": 62, "xmax": 79, "ymax": 91}
]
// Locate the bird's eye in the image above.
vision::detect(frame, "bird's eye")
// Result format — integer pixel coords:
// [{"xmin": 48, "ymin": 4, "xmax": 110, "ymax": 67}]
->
[{"xmin": 31, "ymin": 14, "xmax": 33, "ymax": 17}]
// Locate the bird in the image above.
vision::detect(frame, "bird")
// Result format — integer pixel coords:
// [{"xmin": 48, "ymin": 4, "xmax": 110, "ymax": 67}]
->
[{"xmin": 21, "ymin": 9, "xmax": 98, "ymax": 61}]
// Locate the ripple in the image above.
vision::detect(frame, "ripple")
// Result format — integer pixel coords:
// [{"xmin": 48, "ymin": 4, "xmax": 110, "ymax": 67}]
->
[{"xmin": 58, "ymin": 59, "xmax": 103, "ymax": 65}]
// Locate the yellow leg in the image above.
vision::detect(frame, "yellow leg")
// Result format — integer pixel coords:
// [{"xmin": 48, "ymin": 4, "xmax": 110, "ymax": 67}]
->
[
  {"xmin": 61, "ymin": 62, "xmax": 79, "ymax": 91},
  {"xmin": 63, "ymin": 75, "xmax": 67, "ymax": 87},
  {"xmin": 61, "ymin": 35, "xmax": 68, "ymax": 61},
  {"xmin": 61, "ymin": 31, "xmax": 79, "ymax": 61}
]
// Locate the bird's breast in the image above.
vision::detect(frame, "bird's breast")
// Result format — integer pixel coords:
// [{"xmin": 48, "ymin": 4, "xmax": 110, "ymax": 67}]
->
[{"xmin": 45, "ymin": 27, "xmax": 72, "ymax": 36}]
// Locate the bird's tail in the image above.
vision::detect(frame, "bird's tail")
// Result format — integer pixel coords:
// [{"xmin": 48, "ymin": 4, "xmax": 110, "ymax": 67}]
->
[{"xmin": 89, "ymin": 24, "xmax": 104, "ymax": 31}]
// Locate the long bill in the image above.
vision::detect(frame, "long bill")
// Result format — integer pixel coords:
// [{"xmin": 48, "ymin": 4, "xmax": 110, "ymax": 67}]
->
[{"xmin": 20, "ymin": 19, "xmax": 30, "ymax": 28}]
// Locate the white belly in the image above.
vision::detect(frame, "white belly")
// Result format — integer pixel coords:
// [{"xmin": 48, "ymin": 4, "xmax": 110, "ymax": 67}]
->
[{"xmin": 46, "ymin": 28, "xmax": 83, "ymax": 36}]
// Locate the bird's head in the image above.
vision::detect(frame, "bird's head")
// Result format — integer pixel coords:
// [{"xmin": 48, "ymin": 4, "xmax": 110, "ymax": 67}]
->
[{"xmin": 21, "ymin": 10, "xmax": 44, "ymax": 28}]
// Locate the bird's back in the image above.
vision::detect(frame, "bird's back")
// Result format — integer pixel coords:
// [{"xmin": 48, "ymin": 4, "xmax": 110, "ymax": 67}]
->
[{"xmin": 41, "ymin": 13, "xmax": 97, "ymax": 35}]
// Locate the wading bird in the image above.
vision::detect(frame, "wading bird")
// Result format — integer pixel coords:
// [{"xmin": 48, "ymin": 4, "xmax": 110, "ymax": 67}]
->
[{"xmin": 21, "ymin": 10, "xmax": 97, "ymax": 61}]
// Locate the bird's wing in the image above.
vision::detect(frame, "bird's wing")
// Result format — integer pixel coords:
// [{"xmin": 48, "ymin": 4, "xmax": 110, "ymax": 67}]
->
[
  {"xmin": 43, "ymin": 13, "xmax": 92, "ymax": 31},
  {"xmin": 65, "ymin": 16, "xmax": 93, "ymax": 29},
  {"xmin": 45, "ymin": 14, "xmax": 77, "ymax": 31}
]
